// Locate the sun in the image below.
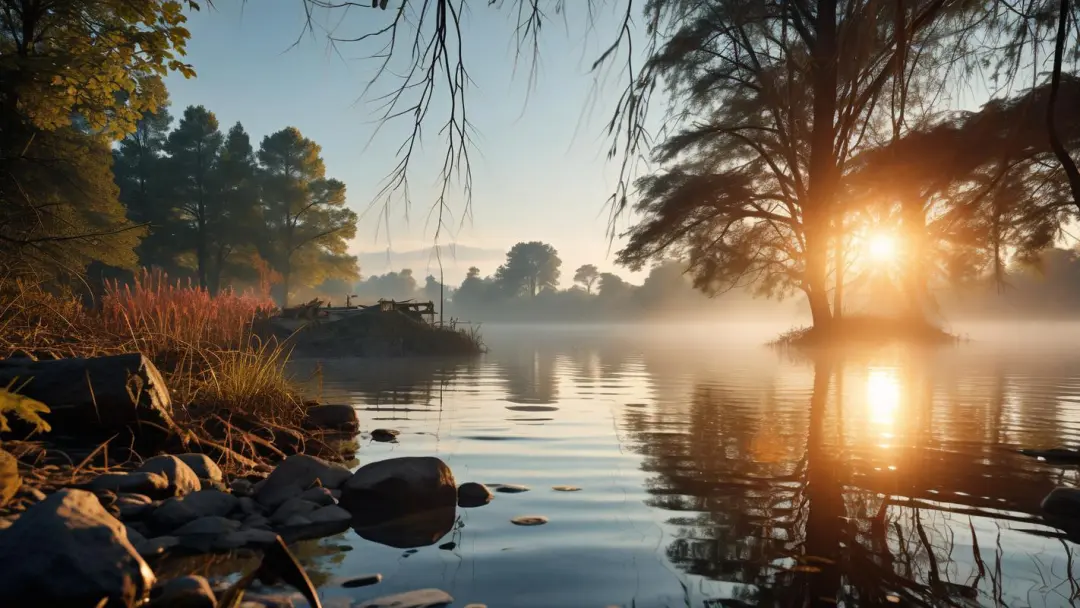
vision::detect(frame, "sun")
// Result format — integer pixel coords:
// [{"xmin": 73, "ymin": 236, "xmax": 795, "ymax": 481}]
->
[{"xmin": 867, "ymin": 233, "xmax": 897, "ymax": 262}]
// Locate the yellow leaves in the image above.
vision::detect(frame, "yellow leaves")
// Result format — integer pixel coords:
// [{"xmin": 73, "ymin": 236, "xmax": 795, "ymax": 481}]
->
[{"xmin": 0, "ymin": 380, "xmax": 51, "ymax": 435}]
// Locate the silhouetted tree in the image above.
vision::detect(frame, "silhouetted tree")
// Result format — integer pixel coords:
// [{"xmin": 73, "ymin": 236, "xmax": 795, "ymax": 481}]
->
[
  {"xmin": 165, "ymin": 105, "xmax": 223, "ymax": 289},
  {"xmin": 573, "ymin": 264, "xmax": 600, "ymax": 294},
  {"xmin": 495, "ymin": 241, "xmax": 561, "ymax": 297}
]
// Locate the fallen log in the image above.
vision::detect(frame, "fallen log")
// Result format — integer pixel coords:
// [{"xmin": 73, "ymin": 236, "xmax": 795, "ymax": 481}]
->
[{"xmin": 0, "ymin": 353, "xmax": 178, "ymax": 451}]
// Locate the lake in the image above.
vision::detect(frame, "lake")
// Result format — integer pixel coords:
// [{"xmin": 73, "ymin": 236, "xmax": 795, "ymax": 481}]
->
[{"xmin": 236, "ymin": 323, "xmax": 1080, "ymax": 607}]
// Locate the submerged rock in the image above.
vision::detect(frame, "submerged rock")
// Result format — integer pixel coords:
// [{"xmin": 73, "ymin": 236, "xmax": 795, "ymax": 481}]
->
[
  {"xmin": 0, "ymin": 488, "xmax": 155, "ymax": 607},
  {"xmin": 137, "ymin": 455, "xmax": 202, "ymax": 497},
  {"xmin": 0, "ymin": 449, "xmax": 20, "ymax": 508},
  {"xmin": 254, "ymin": 454, "xmax": 352, "ymax": 509},
  {"xmin": 457, "ymin": 482, "xmax": 493, "ymax": 508},
  {"xmin": 302, "ymin": 404, "xmax": 359, "ymax": 433},
  {"xmin": 356, "ymin": 588, "xmax": 454, "ymax": 608},
  {"xmin": 147, "ymin": 575, "xmax": 217, "ymax": 608},
  {"xmin": 341, "ymin": 456, "xmax": 456, "ymax": 515}
]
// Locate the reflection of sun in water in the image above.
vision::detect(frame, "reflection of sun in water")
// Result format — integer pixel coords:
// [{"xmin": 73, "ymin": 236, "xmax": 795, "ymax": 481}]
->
[
  {"xmin": 867, "ymin": 368, "xmax": 901, "ymax": 429},
  {"xmin": 867, "ymin": 233, "xmax": 897, "ymax": 263}
]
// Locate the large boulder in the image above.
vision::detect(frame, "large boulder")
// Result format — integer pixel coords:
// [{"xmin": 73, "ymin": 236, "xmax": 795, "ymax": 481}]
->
[
  {"xmin": 0, "ymin": 488, "xmax": 155, "ymax": 607},
  {"xmin": 0, "ymin": 449, "xmax": 20, "ymax": 508},
  {"xmin": 137, "ymin": 455, "xmax": 201, "ymax": 496},
  {"xmin": 301, "ymin": 404, "xmax": 359, "ymax": 433},
  {"xmin": 147, "ymin": 490, "xmax": 239, "ymax": 533},
  {"xmin": 254, "ymin": 454, "xmax": 352, "ymax": 509},
  {"xmin": 0, "ymin": 353, "xmax": 177, "ymax": 450},
  {"xmin": 341, "ymin": 456, "xmax": 456, "ymax": 516},
  {"xmin": 174, "ymin": 454, "xmax": 223, "ymax": 483}
]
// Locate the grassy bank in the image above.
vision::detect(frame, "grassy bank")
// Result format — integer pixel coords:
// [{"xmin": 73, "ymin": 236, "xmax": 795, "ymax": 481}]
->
[{"xmin": 770, "ymin": 315, "xmax": 960, "ymax": 349}]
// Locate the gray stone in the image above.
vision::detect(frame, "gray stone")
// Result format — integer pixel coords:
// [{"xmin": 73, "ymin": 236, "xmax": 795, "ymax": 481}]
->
[
  {"xmin": 298, "ymin": 486, "xmax": 336, "ymax": 506},
  {"xmin": 309, "ymin": 504, "xmax": 351, "ymax": 525},
  {"xmin": 492, "ymin": 483, "xmax": 530, "ymax": 494},
  {"xmin": 136, "ymin": 536, "xmax": 179, "ymax": 557},
  {"xmin": 510, "ymin": 515, "xmax": 548, "ymax": 526},
  {"xmin": 341, "ymin": 456, "xmax": 457, "ymax": 515},
  {"xmin": 237, "ymin": 496, "xmax": 260, "ymax": 516},
  {"xmin": 137, "ymin": 455, "xmax": 201, "ymax": 496},
  {"xmin": 341, "ymin": 573, "xmax": 382, "ymax": 588},
  {"xmin": 172, "ymin": 515, "xmax": 241, "ymax": 536},
  {"xmin": 270, "ymin": 497, "xmax": 320, "ymax": 525},
  {"xmin": 148, "ymin": 489, "xmax": 239, "ymax": 532},
  {"xmin": 117, "ymin": 493, "xmax": 156, "ymax": 519},
  {"xmin": 242, "ymin": 513, "xmax": 272, "ymax": 530},
  {"xmin": 283, "ymin": 514, "xmax": 313, "ymax": 527},
  {"xmin": 254, "ymin": 454, "xmax": 352, "ymax": 509},
  {"xmin": 85, "ymin": 471, "xmax": 170, "ymax": 497},
  {"xmin": 0, "ymin": 450, "xmax": 20, "ymax": 508},
  {"xmin": 356, "ymin": 589, "xmax": 454, "ymax": 608},
  {"xmin": 148, "ymin": 575, "xmax": 216, "ymax": 608},
  {"xmin": 457, "ymin": 482, "xmax": 493, "ymax": 508},
  {"xmin": 231, "ymin": 478, "xmax": 255, "ymax": 497},
  {"xmin": 302, "ymin": 403, "xmax": 359, "ymax": 432},
  {"xmin": 175, "ymin": 454, "xmax": 223, "ymax": 483},
  {"xmin": 371, "ymin": 428, "xmax": 400, "ymax": 442},
  {"xmin": 126, "ymin": 524, "xmax": 148, "ymax": 546},
  {"xmin": 219, "ymin": 529, "xmax": 280, "ymax": 549},
  {"xmin": 0, "ymin": 488, "xmax": 155, "ymax": 606}
]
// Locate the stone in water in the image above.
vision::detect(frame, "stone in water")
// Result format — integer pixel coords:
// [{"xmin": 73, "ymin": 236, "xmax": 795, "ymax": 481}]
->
[{"xmin": 510, "ymin": 515, "xmax": 548, "ymax": 526}]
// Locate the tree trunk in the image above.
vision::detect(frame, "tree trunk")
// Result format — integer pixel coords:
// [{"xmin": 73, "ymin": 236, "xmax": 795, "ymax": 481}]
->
[
  {"xmin": 281, "ymin": 263, "xmax": 291, "ymax": 308},
  {"xmin": 196, "ymin": 208, "xmax": 208, "ymax": 292},
  {"xmin": 803, "ymin": 359, "xmax": 842, "ymax": 604},
  {"xmin": 833, "ymin": 226, "xmax": 845, "ymax": 321},
  {"xmin": 804, "ymin": 0, "xmax": 840, "ymax": 330},
  {"xmin": 1048, "ymin": 0, "xmax": 1080, "ymax": 211}
]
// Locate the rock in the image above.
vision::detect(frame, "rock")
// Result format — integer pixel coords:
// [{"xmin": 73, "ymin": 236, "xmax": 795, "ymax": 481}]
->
[
  {"xmin": 254, "ymin": 454, "xmax": 353, "ymax": 509},
  {"xmin": 137, "ymin": 455, "xmax": 201, "ymax": 496},
  {"xmin": 136, "ymin": 536, "xmax": 179, "ymax": 557},
  {"xmin": 231, "ymin": 478, "xmax": 255, "ymax": 497},
  {"xmin": 270, "ymin": 497, "xmax": 321, "ymax": 525},
  {"xmin": 116, "ymin": 493, "xmax": 155, "ymax": 519},
  {"xmin": 148, "ymin": 575, "xmax": 217, "ymax": 608},
  {"xmin": 236, "ymin": 496, "xmax": 260, "ymax": 516},
  {"xmin": 371, "ymin": 428, "xmax": 400, "ymax": 442},
  {"xmin": 309, "ymin": 504, "xmax": 351, "ymax": 524},
  {"xmin": 173, "ymin": 515, "xmax": 241, "ymax": 536},
  {"xmin": 0, "ymin": 450, "xmax": 20, "ymax": 508},
  {"xmin": 354, "ymin": 506, "xmax": 456, "ymax": 549},
  {"xmin": 552, "ymin": 485, "xmax": 581, "ymax": 492},
  {"xmin": 302, "ymin": 404, "xmax": 359, "ymax": 432},
  {"xmin": 510, "ymin": 515, "xmax": 548, "ymax": 526},
  {"xmin": 280, "ymin": 504, "xmax": 353, "ymax": 541},
  {"xmin": 341, "ymin": 456, "xmax": 456, "ymax": 516},
  {"xmin": 148, "ymin": 490, "xmax": 239, "ymax": 533},
  {"xmin": 490, "ymin": 483, "xmax": 530, "ymax": 494},
  {"xmin": 342, "ymin": 573, "xmax": 382, "ymax": 588},
  {"xmin": 298, "ymin": 486, "xmax": 336, "ymax": 506},
  {"xmin": 85, "ymin": 471, "xmax": 170, "ymax": 498},
  {"xmin": 0, "ymin": 514, "xmax": 17, "ymax": 531},
  {"xmin": 219, "ymin": 529, "xmax": 280, "ymax": 549},
  {"xmin": 0, "ymin": 488, "xmax": 155, "ymax": 606},
  {"xmin": 283, "ymin": 514, "xmax": 313, "ymax": 527},
  {"xmin": 242, "ymin": 513, "xmax": 272, "ymax": 530},
  {"xmin": 0, "ymin": 353, "xmax": 178, "ymax": 451},
  {"xmin": 16, "ymin": 485, "xmax": 47, "ymax": 503},
  {"xmin": 174, "ymin": 454, "xmax": 223, "ymax": 483},
  {"xmin": 438, "ymin": 541, "xmax": 456, "ymax": 550},
  {"xmin": 1042, "ymin": 487, "xmax": 1080, "ymax": 519},
  {"xmin": 356, "ymin": 588, "xmax": 454, "ymax": 608},
  {"xmin": 457, "ymin": 482, "xmax": 493, "ymax": 508},
  {"xmin": 126, "ymin": 524, "xmax": 148, "ymax": 546},
  {"xmin": 237, "ymin": 593, "xmax": 296, "ymax": 608}
]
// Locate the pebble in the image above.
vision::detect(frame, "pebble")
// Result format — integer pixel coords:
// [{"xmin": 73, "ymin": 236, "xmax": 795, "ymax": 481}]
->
[
  {"xmin": 510, "ymin": 515, "xmax": 548, "ymax": 526},
  {"xmin": 342, "ymin": 573, "xmax": 383, "ymax": 588},
  {"xmin": 371, "ymin": 429, "xmax": 400, "ymax": 442},
  {"xmin": 552, "ymin": 485, "xmax": 582, "ymax": 492},
  {"xmin": 356, "ymin": 588, "xmax": 453, "ymax": 608},
  {"xmin": 491, "ymin": 484, "xmax": 530, "ymax": 494},
  {"xmin": 438, "ymin": 542, "xmax": 456, "ymax": 551}
]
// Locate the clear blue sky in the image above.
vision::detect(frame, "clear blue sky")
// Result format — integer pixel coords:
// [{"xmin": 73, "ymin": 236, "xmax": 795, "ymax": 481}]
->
[{"xmin": 164, "ymin": 1, "xmax": 646, "ymax": 284}]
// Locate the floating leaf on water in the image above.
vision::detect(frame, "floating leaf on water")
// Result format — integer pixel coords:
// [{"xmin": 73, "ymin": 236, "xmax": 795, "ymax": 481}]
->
[{"xmin": 511, "ymin": 515, "xmax": 548, "ymax": 526}]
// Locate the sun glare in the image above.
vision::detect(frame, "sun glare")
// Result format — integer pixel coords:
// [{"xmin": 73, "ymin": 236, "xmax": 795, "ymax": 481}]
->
[
  {"xmin": 867, "ymin": 233, "xmax": 897, "ymax": 263},
  {"xmin": 867, "ymin": 368, "xmax": 901, "ymax": 428}
]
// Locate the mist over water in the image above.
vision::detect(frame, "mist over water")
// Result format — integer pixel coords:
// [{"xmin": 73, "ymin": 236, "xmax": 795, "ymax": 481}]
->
[{"xmin": 270, "ymin": 322, "xmax": 1080, "ymax": 607}]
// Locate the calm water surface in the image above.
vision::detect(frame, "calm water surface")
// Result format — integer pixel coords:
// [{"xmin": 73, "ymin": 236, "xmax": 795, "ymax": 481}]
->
[{"xmin": 228, "ymin": 323, "xmax": 1080, "ymax": 607}]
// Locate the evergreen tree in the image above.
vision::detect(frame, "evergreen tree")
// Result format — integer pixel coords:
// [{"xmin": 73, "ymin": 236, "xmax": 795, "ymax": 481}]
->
[
  {"xmin": 210, "ymin": 122, "xmax": 262, "ymax": 293},
  {"xmin": 258, "ymin": 127, "xmax": 358, "ymax": 306},
  {"xmin": 114, "ymin": 105, "xmax": 177, "ymax": 271}
]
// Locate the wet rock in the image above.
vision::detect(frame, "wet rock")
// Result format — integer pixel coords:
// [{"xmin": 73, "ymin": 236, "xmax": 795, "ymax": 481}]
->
[
  {"xmin": 0, "ymin": 353, "xmax": 178, "ymax": 452},
  {"xmin": 438, "ymin": 541, "xmax": 456, "ymax": 551},
  {"xmin": 371, "ymin": 428, "xmax": 400, "ymax": 442},
  {"xmin": 175, "ymin": 454, "xmax": 223, "ymax": 483},
  {"xmin": 0, "ymin": 449, "xmax": 20, "ymax": 508},
  {"xmin": 147, "ymin": 575, "xmax": 216, "ymax": 608},
  {"xmin": 510, "ymin": 515, "xmax": 548, "ymax": 526},
  {"xmin": 342, "ymin": 573, "xmax": 382, "ymax": 588},
  {"xmin": 1021, "ymin": 448, "xmax": 1080, "ymax": 464},
  {"xmin": 491, "ymin": 483, "xmax": 530, "ymax": 494},
  {"xmin": 341, "ymin": 456, "xmax": 456, "ymax": 516},
  {"xmin": 457, "ymin": 482, "xmax": 493, "ymax": 508},
  {"xmin": 302, "ymin": 403, "xmax": 359, "ymax": 433},
  {"xmin": 231, "ymin": 478, "xmax": 255, "ymax": 497},
  {"xmin": 270, "ymin": 497, "xmax": 321, "ymax": 525},
  {"xmin": 85, "ymin": 471, "xmax": 170, "ymax": 497},
  {"xmin": 117, "ymin": 493, "xmax": 155, "ymax": 519},
  {"xmin": 279, "ymin": 504, "xmax": 353, "ymax": 541},
  {"xmin": 172, "ymin": 515, "xmax": 241, "ymax": 536},
  {"xmin": 254, "ymin": 454, "xmax": 352, "ymax": 509},
  {"xmin": 136, "ymin": 536, "xmax": 179, "ymax": 558},
  {"xmin": 298, "ymin": 486, "xmax": 336, "ymax": 506},
  {"xmin": 309, "ymin": 504, "xmax": 351, "ymax": 524},
  {"xmin": 552, "ymin": 485, "xmax": 582, "ymax": 492},
  {"xmin": 137, "ymin": 455, "xmax": 202, "ymax": 496},
  {"xmin": 356, "ymin": 588, "xmax": 454, "ymax": 608},
  {"xmin": 0, "ymin": 488, "xmax": 155, "ymax": 606},
  {"xmin": 1042, "ymin": 486, "xmax": 1080, "ymax": 519},
  {"xmin": 148, "ymin": 490, "xmax": 239, "ymax": 532},
  {"xmin": 218, "ymin": 529, "xmax": 279, "ymax": 549}
]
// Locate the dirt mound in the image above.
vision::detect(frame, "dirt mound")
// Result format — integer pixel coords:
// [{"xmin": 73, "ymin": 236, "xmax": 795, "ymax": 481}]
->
[{"xmin": 280, "ymin": 310, "xmax": 482, "ymax": 357}]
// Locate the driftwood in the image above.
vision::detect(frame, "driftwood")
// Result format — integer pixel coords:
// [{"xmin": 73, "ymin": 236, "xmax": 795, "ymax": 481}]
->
[{"xmin": 0, "ymin": 353, "xmax": 178, "ymax": 451}]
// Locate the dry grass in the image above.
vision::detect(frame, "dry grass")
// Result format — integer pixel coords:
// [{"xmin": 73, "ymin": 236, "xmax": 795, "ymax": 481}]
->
[{"xmin": 0, "ymin": 269, "xmax": 305, "ymax": 427}]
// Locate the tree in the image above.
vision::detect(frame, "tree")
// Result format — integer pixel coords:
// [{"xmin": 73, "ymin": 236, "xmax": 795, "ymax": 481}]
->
[
  {"xmin": 495, "ymin": 242, "xmax": 562, "ymax": 297},
  {"xmin": 211, "ymin": 122, "xmax": 262, "ymax": 293},
  {"xmin": 573, "ymin": 264, "xmax": 600, "ymax": 294},
  {"xmin": 0, "ymin": 0, "xmax": 197, "ymax": 278},
  {"xmin": 165, "ymin": 105, "xmax": 223, "ymax": 289},
  {"xmin": 258, "ymin": 127, "xmax": 358, "ymax": 306}
]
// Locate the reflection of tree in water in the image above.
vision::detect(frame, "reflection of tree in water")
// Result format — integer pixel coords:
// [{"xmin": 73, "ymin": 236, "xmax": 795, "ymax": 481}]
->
[
  {"xmin": 312, "ymin": 358, "xmax": 475, "ymax": 407},
  {"xmin": 628, "ymin": 354, "xmax": 1080, "ymax": 606},
  {"xmin": 494, "ymin": 346, "xmax": 560, "ymax": 404}
]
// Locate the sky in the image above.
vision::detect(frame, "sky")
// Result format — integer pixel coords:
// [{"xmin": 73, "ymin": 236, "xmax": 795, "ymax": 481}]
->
[{"xmin": 163, "ymin": 1, "xmax": 647, "ymax": 285}]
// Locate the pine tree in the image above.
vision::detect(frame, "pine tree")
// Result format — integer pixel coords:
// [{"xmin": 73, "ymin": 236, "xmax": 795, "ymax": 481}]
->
[
  {"xmin": 114, "ymin": 105, "xmax": 177, "ymax": 271},
  {"xmin": 257, "ymin": 127, "xmax": 358, "ymax": 306},
  {"xmin": 210, "ymin": 122, "xmax": 262, "ymax": 294}
]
